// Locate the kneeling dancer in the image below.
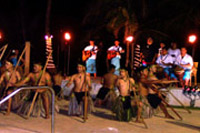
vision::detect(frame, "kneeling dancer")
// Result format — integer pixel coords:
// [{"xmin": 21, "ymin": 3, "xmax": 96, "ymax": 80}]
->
[{"xmin": 95, "ymin": 64, "xmax": 118, "ymax": 108}]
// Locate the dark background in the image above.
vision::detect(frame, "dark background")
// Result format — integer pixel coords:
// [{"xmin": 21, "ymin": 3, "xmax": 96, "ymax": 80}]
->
[{"xmin": 0, "ymin": 0, "xmax": 199, "ymax": 80}]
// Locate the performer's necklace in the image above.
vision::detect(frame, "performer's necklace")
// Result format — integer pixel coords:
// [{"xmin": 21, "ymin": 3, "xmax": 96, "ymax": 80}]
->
[
  {"xmin": 79, "ymin": 74, "xmax": 82, "ymax": 79},
  {"xmin": 122, "ymin": 78, "xmax": 128, "ymax": 82}
]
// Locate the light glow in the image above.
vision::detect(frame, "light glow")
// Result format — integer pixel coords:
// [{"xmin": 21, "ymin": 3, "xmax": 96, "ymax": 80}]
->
[
  {"xmin": 126, "ymin": 36, "xmax": 134, "ymax": 42},
  {"xmin": 64, "ymin": 32, "xmax": 71, "ymax": 41},
  {"xmin": 188, "ymin": 35, "xmax": 197, "ymax": 44}
]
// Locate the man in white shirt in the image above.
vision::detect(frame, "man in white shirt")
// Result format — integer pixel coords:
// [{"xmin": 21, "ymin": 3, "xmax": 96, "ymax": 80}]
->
[
  {"xmin": 174, "ymin": 47, "xmax": 193, "ymax": 87},
  {"xmin": 168, "ymin": 42, "xmax": 181, "ymax": 63},
  {"xmin": 107, "ymin": 40, "xmax": 124, "ymax": 75},
  {"xmin": 83, "ymin": 40, "xmax": 98, "ymax": 78},
  {"xmin": 156, "ymin": 47, "xmax": 176, "ymax": 79}
]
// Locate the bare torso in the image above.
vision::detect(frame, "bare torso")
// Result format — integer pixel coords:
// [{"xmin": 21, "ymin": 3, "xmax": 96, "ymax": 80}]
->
[
  {"xmin": 117, "ymin": 78, "xmax": 135, "ymax": 96},
  {"xmin": 71, "ymin": 73, "xmax": 90, "ymax": 92},
  {"xmin": 0, "ymin": 71, "xmax": 21, "ymax": 87},
  {"xmin": 53, "ymin": 74, "xmax": 63, "ymax": 86},
  {"xmin": 147, "ymin": 72, "xmax": 158, "ymax": 94},
  {"xmin": 27, "ymin": 72, "xmax": 51, "ymax": 86},
  {"xmin": 102, "ymin": 72, "xmax": 118, "ymax": 89}
]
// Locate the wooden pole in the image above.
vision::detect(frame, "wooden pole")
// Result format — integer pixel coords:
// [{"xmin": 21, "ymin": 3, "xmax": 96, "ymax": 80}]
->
[
  {"xmin": 132, "ymin": 84, "xmax": 148, "ymax": 128},
  {"xmin": 152, "ymin": 84, "xmax": 183, "ymax": 120},
  {"xmin": 83, "ymin": 91, "xmax": 88, "ymax": 122},
  {"xmin": 0, "ymin": 44, "xmax": 8, "ymax": 60},
  {"xmin": 83, "ymin": 72, "xmax": 89, "ymax": 122},
  {"xmin": 2, "ymin": 46, "xmax": 27, "ymax": 97},
  {"xmin": 166, "ymin": 88, "xmax": 191, "ymax": 114},
  {"xmin": 64, "ymin": 45, "xmax": 67, "ymax": 75},
  {"xmin": 125, "ymin": 42, "xmax": 129, "ymax": 67},
  {"xmin": 24, "ymin": 42, "xmax": 30, "ymax": 75},
  {"xmin": 27, "ymin": 51, "xmax": 52, "ymax": 118},
  {"xmin": 159, "ymin": 95, "xmax": 183, "ymax": 120},
  {"xmin": 131, "ymin": 43, "xmax": 134, "ymax": 77}
]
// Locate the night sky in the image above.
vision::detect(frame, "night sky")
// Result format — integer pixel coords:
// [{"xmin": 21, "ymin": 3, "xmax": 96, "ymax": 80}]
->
[{"xmin": 0, "ymin": 0, "xmax": 199, "ymax": 77}]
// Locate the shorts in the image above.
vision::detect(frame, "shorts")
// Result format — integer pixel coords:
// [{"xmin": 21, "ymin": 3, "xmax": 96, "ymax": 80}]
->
[{"xmin": 96, "ymin": 87, "xmax": 110, "ymax": 100}]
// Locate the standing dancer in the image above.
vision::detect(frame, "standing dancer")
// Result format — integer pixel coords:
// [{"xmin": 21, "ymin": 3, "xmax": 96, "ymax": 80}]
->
[
  {"xmin": 67, "ymin": 63, "xmax": 94, "ymax": 118},
  {"xmin": 82, "ymin": 39, "xmax": 98, "ymax": 78},
  {"xmin": 112, "ymin": 68, "xmax": 143, "ymax": 122},
  {"xmin": 0, "ymin": 59, "xmax": 21, "ymax": 115}
]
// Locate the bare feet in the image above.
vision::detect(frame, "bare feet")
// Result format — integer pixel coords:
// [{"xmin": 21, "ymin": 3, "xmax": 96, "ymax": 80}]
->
[
  {"xmin": 82, "ymin": 116, "xmax": 88, "ymax": 119},
  {"xmin": 45, "ymin": 114, "xmax": 50, "ymax": 119},
  {"xmin": 165, "ymin": 115, "xmax": 174, "ymax": 119},
  {"xmin": 4, "ymin": 112, "xmax": 10, "ymax": 116},
  {"xmin": 135, "ymin": 118, "xmax": 143, "ymax": 123}
]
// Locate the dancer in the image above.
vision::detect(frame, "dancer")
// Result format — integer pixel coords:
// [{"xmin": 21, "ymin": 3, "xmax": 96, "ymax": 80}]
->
[
  {"xmin": 0, "ymin": 59, "xmax": 21, "ymax": 115},
  {"xmin": 95, "ymin": 64, "xmax": 118, "ymax": 107},
  {"xmin": 67, "ymin": 63, "xmax": 94, "ymax": 117},
  {"xmin": 16, "ymin": 61, "xmax": 52, "ymax": 119},
  {"xmin": 139, "ymin": 66, "xmax": 174, "ymax": 119},
  {"xmin": 112, "ymin": 68, "xmax": 142, "ymax": 122}
]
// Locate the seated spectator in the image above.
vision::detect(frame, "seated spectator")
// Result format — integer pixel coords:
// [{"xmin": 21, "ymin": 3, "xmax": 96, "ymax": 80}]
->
[
  {"xmin": 156, "ymin": 47, "xmax": 177, "ymax": 80},
  {"xmin": 174, "ymin": 47, "xmax": 193, "ymax": 87}
]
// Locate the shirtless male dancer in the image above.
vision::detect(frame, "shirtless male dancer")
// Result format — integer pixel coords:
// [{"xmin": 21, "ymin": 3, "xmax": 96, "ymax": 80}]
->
[
  {"xmin": 139, "ymin": 65, "xmax": 174, "ymax": 119},
  {"xmin": 95, "ymin": 64, "xmax": 118, "ymax": 107},
  {"xmin": 112, "ymin": 68, "xmax": 142, "ymax": 122},
  {"xmin": 52, "ymin": 70, "xmax": 64, "ymax": 99},
  {"xmin": 16, "ymin": 62, "xmax": 52, "ymax": 119},
  {"xmin": 0, "ymin": 59, "xmax": 21, "ymax": 115},
  {"xmin": 67, "ymin": 63, "xmax": 92, "ymax": 116}
]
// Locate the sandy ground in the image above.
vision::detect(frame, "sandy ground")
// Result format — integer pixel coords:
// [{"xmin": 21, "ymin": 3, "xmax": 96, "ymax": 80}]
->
[{"xmin": 0, "ymin": 99, "xmax": 200, "ymax": 133}]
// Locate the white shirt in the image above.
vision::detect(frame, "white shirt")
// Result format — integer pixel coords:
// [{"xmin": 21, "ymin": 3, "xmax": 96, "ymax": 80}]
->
[
  {"xmin": 84, "ymin": 45, "xmax": 98, "ymax": 59},
  {"xmin": 108, "ymin": 45, "xmax": 122, "ymax": 58},
  {"xmin": 156, "ymin": 54, "xmax": 174, "ymax": 68},
  {"xmin": 174, "ymin": 54, "xmax": 193, "ymax": 70},
  {"xmin": 168, "ymin": 48, "xmax": 181, "ymax": 62}
]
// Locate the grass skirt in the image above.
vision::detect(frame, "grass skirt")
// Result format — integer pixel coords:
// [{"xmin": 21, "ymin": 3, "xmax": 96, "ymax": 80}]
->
[
  {"xmin": 68, "ymin": 92, "xmax": 95, "ymax": 116},
  {"xmin": 104, "ymin": 89, "xmax": 117, "ymax": 109},
  {"xmin": 112, "ymin": 96, "xmax": 137, "ymax": 122},
  {"xmin": 17, "ymin": 91, "xmax": 51, "ymax": 118}
]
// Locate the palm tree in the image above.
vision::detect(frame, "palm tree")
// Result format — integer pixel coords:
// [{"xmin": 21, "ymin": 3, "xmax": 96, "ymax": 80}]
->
[{"xmin": 83, "ymin": 0, "xmax": 139, "ymax": 68}]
